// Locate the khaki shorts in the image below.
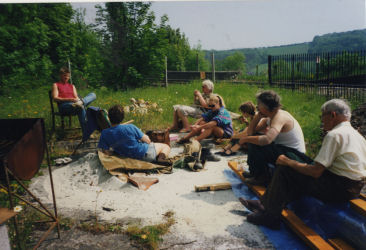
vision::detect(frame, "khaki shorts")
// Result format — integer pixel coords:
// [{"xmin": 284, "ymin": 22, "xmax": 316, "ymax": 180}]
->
[{"xmin": 173, "ymin": 105, "xmax": 204, "ymax": 119}]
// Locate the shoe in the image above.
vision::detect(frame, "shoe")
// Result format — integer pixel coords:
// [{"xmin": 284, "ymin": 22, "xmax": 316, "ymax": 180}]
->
[
  {"xmin": 204, "ymin": 154, "xmax": 221, "ymax": 162},
  {"xmin": 244, "ymin": 176, "xmax": 269, "ymax": 186},
  {"xmin": 155, "ymin": 154, "xmax": 172, "ymax": 166},
  {"xmin": 216, "ymin": 150, "xmax": 237, "ymax": 157},
  {"xmin": 239, "ymin": 198, "xmax": 265, "ymax": 213},
  {"xmin": 194, "ymin": 162, "xmax": 203, "ymax": 170},
  {"xmin": 246, "ymin": 211, "xmax": 281, "ymax": 230},
  {"xmin": 242, "ymin": 170, "xmax": 252, "ymax": 178}
]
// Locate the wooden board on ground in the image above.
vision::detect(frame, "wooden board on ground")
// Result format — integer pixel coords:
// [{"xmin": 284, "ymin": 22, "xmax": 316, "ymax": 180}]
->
[
  {"xmin": 195, "ymin": 182, "xmax": 231, "ymax": 192},
  {"xmin": 227, "ymin": 161, "xmax": 335, "ymax": 250}
]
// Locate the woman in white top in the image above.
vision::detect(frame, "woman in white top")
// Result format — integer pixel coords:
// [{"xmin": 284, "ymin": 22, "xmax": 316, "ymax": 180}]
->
[{"xmin": 240, "ymin": 90, "xmax": 306, "ymax": 185}]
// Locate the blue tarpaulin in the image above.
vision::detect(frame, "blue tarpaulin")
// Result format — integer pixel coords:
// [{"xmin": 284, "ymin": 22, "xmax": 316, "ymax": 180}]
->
[{"xmin": 224, "ymin": 169, "xmax": 366, "ymax": 249}]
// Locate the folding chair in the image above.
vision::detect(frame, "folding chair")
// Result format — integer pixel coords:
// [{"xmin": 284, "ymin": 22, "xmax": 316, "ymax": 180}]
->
[{"xmin": 48, "ymin": 90, "xmax": 77, "ymax": 131}]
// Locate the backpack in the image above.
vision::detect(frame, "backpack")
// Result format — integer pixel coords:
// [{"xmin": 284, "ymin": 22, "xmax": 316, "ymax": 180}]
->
[{"xmin": 96, "ymin": 109, "xmax": 111, "ymax": 131}]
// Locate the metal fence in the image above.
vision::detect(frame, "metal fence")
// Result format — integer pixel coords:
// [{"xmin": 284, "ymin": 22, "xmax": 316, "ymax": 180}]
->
[{"xmin": 268, "ymin": 50, "xmax": 366, "ymax": 102}]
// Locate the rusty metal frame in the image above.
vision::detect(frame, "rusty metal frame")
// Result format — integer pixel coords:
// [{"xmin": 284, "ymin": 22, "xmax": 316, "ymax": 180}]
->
[{"xmin": 2, "ymin": 142, "xmax": 60, "ymax": 249}]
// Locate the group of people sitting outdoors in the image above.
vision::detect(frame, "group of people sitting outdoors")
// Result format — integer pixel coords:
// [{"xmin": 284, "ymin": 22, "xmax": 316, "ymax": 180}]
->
[{"xmin": 53, "ymin": 67, "xmax": 366, "ymax": 230}]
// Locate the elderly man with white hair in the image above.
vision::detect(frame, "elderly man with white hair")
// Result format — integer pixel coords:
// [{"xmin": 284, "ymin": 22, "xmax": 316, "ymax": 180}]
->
[
  {"xmin": 240, "ymin": 99, "xmax": 366, "ymax": 230},
  {"xmin": 169, "ymin": 79, "xmax": 215, "ymax": 133}
]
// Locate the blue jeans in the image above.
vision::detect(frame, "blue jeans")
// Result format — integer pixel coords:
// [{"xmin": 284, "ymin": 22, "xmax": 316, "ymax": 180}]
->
[{"xmin": 58, "ymin": 92, "xmax": 96, "ymax": 141}]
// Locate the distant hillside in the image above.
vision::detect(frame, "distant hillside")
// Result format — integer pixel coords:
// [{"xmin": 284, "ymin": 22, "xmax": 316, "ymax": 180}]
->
[
  {"xmin": 308, "ymin": 29, "xmax": 366, "ymax": 53},
  {"xmin": 206, "ymin": 29, "xmax": 366, "ymax": 73}
]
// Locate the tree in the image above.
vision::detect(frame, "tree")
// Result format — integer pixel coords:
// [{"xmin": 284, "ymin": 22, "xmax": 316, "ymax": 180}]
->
[
  {"xmin": 221, "ymin": 52, "xmax": 246, "ymax": 72},
  {"xmin": 95, "ymin": 2, "xmax": 167, "ymax": 89}
]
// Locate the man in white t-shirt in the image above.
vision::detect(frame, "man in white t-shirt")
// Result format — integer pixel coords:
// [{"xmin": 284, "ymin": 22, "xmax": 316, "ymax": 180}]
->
[{"xmin": 240, "ymin": 99, "xmax": 366, "ymax": 230}]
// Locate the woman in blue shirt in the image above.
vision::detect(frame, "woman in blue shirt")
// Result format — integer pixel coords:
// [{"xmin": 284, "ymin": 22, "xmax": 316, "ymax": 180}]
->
[{"xmin": 178, "ymin": 95, "xmax": 233, "ymax": 143}]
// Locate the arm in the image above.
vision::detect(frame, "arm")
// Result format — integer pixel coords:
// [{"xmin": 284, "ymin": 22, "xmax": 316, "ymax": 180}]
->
[
  {"xmin": 52, "ymin": 83, "xmax": 78, "ymax": 102},
  {"xmin": 247, "ymin": 112, "xmax": 266, "ymax": 136},
  {"xmin": 276, "ymin": 154, "xmax": 326, "ymax": 178},
  {"xmin": 194, "ymin": 90, "xmax": 209, "ymax": 108},
  {"xmin": 140, "ymin": 134, "xmax": 151, "ymax": 144}
]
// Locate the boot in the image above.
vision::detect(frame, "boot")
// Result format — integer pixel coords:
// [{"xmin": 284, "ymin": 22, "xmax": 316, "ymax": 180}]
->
[
  {"xmin": 201, "ymin": 147, "xmax": 220, "ymax": 162},
  {"xmin": 246, "ymin": 211, "xmax": 281, "ymax": 230}
]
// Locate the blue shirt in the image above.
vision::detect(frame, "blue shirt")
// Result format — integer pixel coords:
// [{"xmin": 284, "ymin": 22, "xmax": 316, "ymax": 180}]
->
[
  {"xmin": 202, "ymin": 107, "xmax": 233, "ymax": 136},
  {"xmin": 98, "ymin": 124, "xmax": 149, "ymax": 159}
]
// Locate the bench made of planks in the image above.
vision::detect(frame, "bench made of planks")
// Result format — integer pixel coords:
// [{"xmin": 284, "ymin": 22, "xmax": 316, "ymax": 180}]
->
[{"xmin": 227, "ymin": 161, "xmax": 362, "ymax": 250}]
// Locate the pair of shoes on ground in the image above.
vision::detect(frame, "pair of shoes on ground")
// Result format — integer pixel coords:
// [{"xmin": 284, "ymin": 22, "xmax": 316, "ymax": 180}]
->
[
  {"xmin": 239, "ymin": 198, "xmax": 280, "ymax": 230},
  {"xmin": 215, "ymin": 149, "xmax": 237, "ymax": 157},
  {"xmin": 55, "ymin": 157, "xmax": 72, "ymax": 165}
]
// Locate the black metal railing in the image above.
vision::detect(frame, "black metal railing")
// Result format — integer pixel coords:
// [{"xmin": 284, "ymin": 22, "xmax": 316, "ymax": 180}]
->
[{"xmin": 268, "ymin": 50, "xmax": 366, "ymax": 101}]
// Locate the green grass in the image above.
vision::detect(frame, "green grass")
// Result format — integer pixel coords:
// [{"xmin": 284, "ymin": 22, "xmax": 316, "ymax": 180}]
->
[{"xmin": 0, "ymin": 81, "xmax": 329, "ymax": 157}]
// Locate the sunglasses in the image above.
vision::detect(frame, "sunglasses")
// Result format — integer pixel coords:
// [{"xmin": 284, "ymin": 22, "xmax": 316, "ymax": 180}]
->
[{"xmin": 208, "ymin": 104, "xmax": 215, "ymax": 108}]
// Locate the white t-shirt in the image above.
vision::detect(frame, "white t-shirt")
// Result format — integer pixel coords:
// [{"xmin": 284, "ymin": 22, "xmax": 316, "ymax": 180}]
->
[{"xmin": 314, "ymin": 121, "xmax": 366, "ymax": 181}]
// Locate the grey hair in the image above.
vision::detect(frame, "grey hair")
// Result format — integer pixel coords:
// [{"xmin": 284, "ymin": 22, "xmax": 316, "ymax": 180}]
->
[
  {"xmin": 202, "ymin": 79, "xmax": 214, "ymax": 92},
  {"xmin": 321, "ymin": 99, "xmax": 351, "ymax": 120}
]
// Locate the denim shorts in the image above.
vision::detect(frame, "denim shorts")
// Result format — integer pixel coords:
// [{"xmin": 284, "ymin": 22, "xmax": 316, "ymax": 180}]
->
[{"xmin": 141, "ymin": 143, "xmax": 157, "ymax": 162}]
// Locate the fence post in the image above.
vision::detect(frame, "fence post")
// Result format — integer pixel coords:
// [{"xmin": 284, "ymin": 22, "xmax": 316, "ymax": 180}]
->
[
  {"xmin": 196, "ymin": 53, "xmax": 199, "ymax": 71},
  {"xmin": 291, "ymin": 55, "xmax": 295, "ymax": 91},
  {"xmin": 211, "ymin": 52, "xmax": 215, "ymax": 83},
  {"xmin": 268, "ymin": 55, "xmax": 272, "ymax": 85},
  {"xmin": 165, "ymin": 56, "xmax": 168, "ymax": 88},
  {"xmin": 327, "ymin": 53, "xmax": 330, "ymax": 98}
]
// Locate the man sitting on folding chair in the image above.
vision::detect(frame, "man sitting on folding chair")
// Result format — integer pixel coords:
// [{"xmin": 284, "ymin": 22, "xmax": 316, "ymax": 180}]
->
[{"xmin": 52, "ymin": 67, "xmax": 96, "ymax": 141}]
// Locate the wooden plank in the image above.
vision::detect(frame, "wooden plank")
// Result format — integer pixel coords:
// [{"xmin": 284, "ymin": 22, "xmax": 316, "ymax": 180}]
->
[
  {"xmin": 359, "ymin": 193, "xmax": 366, "ymax": 201},
  {"xmin": 349, "ymin": 198, "xmax": 366, "ymax": 217},
  {"xmin": 227, "ymin": 161, "xmax": 334, "ymax": 250},
  {"xmin": 281, "ymin": 209, "xmax": 334, "ymax": 250},
  {"xmin": 0, "ymin": 207, "xmax": 17, "ymax": 224},
  {"xmin": 328, "ymin": 238, "xmax": 354, "ymax": 250},
  {"xmin": 195, "ymin": 182, "xmax": 231, "ymax": 192}
]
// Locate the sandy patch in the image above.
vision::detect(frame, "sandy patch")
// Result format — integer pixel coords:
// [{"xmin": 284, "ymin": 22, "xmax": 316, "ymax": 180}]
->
[{"xmin": 29, "ymin": 147, "xmax": 272, "ymax": 248}]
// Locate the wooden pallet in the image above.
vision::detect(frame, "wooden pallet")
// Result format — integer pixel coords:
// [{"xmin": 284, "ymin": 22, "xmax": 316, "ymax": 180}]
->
[{"xmin": 227, "ymin": 161, "xmax": 357, "ymax": 250}]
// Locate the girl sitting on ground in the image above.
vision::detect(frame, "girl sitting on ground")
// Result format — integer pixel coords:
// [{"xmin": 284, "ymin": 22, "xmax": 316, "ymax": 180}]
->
[
  {"xmin": 177, "ymin": 95, "xmax": 233, "ymax": 143},
  {"xmin": 169, "ymin": 80, "xmax": 214, "ymax": 133},
  {"xmin": 219, "ymin": 101, "xmax": 256, "ymax": 156}
]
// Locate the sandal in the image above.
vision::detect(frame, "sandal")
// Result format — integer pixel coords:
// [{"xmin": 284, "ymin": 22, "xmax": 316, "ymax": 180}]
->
[
  {"xmin": 217, "ymin": 149, "xmax": 237, "ymax": 156},
  {"xmin": 179, "ymin": 128, "xmax": 191, "ymax": 133}
]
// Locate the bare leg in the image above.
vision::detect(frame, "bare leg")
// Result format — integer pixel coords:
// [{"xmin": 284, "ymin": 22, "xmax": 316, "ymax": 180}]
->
[
  {"xmin": 177, "ymin": 110, "xmax": 191, "ymax": 132},
  {"xmin": 169, "ymin": 110, "xmax": 179, "ymax": 131},
  {"xmin": 195, "ymin": 127, "xmax": 214, "ymax": 141},
  {"xmin": 154, "ymin": 143, "xmax": 171, "ymax": 158}
]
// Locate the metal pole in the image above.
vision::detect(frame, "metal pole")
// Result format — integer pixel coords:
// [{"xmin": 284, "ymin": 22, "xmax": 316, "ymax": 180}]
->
[
  {"xmin": 196, "ymin": 53, "xmax": 199, "ymax": 71},
  {"xmin": 268, "ymin": 55, "xmax": 272, "ymax": 85},
  {"xmin": 165, "ymin": 56, "xmax": 168, "ymax": 87},
  {"xmin": 211, "ymin": 52, "xmax": 215, "ymax": 83},
  {"xmin": 68, "ymin": 59, "xmax": 73, "ymax": 84}
]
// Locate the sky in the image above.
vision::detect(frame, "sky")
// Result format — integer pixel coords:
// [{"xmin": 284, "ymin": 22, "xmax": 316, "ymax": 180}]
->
[{"xmin": 70, "ymin": 0, "xmax": 366, "ymax": 51}]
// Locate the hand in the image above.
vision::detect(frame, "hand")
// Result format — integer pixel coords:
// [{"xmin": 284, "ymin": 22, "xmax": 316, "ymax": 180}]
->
[
  {"xmin": 194, "ymin": 90, "xmax": 202, "ymax": 98},
  {"xmin": 276, "ymin": 154, "xmax": 290, "ymax": 166},
  {"xmin": 190, "ymin": 124, "xmax": 201, "ymax": 133}
]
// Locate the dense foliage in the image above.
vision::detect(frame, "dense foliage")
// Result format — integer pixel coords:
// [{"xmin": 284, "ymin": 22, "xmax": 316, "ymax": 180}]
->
[{"xmin": 0, "ymin": 3, "xmax": 210, "ymax": 93}]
